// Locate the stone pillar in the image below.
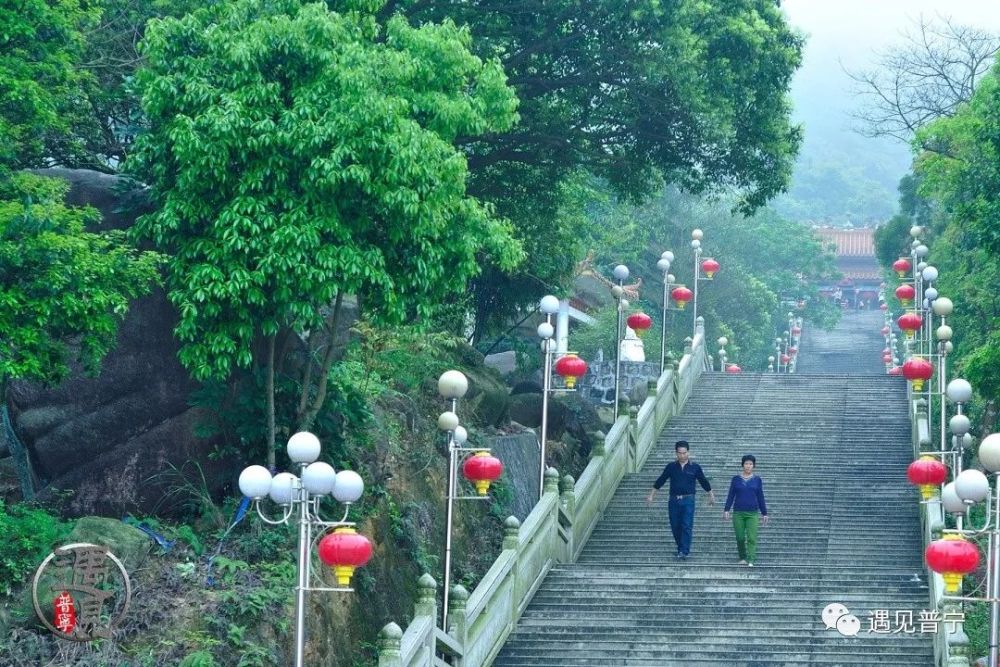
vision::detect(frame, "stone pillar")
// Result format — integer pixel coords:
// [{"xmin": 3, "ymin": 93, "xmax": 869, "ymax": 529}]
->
[
  {"xmin": 447, "ymin": 584, "xmax": 469, "ymax": 665},
  {"xmin": 627, "ymin": 403, "xmax": 640, "ymax": 473},
  {"xmin": 683, "ymin": 337, "xmax": 693, "ymax": 355},
  {"xmin": 503, "ymin": 516, "xmax": 521, "ymax": 550},
  {"xmin": 377, "ymin": 623, "xmax": 403, "ymax": 667},
  {"xmin": 559, "ymin": 474, "xmax": 576, "ymax": 562},
  {"xmin": 943, "ymin": 599, "xmax": 970, "ymax": 666},
  {"xmin": 415, "ymin": 573, "xmax": 437, "ymax": 618},
  {"xmin": 544, "ymin": 466, "xmax": 560, "ymax": 495}
]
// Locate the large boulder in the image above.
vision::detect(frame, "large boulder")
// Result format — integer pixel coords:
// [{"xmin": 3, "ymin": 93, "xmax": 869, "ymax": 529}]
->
[{"xmin": 5, "ymin": 169, "xmax": 224, "ymax": 515}]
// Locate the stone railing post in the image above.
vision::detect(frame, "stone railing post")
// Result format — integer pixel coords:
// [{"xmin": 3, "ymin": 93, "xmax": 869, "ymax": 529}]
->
[
  {"xmin": 683, "ymin": 337, "xmax": 693, "ymax": 356},
  {"xmin": 377, "ymin": 623, "xmax": 403, "ymax": 667},
  {"xmin": 943, "ymin": 599, "xmax": 970, "ymax": 666},
  {"xmin": 544, "ymin": 466, "xmax": 560, "ymax": 495},
  {"xmin": 447, "ymin": 584, "xmax": 469, "ymax": 665},
  {"xmin": 627, "ymin": 403, "xmax": 640, "ymax": 473},
  {"xmin": 503, "ymin": 516, "xmax": 521, "ymax": 628},
  {"xmin": 415, "ymin": 573, "xmax": 437, "ymax": 619},
  {"xmin": 559, "ymin": 473, "xmax": 576, "ymax": 562}
]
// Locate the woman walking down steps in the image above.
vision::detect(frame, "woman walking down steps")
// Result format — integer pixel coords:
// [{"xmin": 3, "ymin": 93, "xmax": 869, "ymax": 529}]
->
[{"xmin": 723, "ymin": 454, "xmax": 769, "ymax": 566}]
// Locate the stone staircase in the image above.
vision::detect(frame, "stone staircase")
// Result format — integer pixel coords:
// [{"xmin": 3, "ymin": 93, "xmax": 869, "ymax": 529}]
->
[{"xmin": 493, "ymin": 313, "xmax": 934, "ymax": 666}]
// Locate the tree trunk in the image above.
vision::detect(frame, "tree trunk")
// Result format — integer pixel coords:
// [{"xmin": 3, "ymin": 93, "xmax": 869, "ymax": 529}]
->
[
  {"xmin": 266, "ymin": 334, "xmax": 276, "ymax": 470},
  {"xmin": 298, "ymin": 292, "xmax": 344, "ymax": 432}
]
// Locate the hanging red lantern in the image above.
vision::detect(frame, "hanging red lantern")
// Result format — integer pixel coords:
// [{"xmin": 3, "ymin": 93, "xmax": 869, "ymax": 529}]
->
[
  {"xmin": 626, "ymin": 312, "xmax": 653, "ymax": 337},
  {"xmin": 53, "ymin": 591, "xmax": 76, "ymax": 636},
  {"xmin": 725, "ymin": 364, "xmax": 741, "ymax": 374},
  {"xmin": 671, "ymin": 285, "xmax": 693, "ymax": 309},
  {"xmin": 888, "ymin": 366, "xmax": 903, "ymax": 376},
  {"xmin": 926, "ymin": 534, "xmax": 980, "ymax": 593},
  {"xmin": 895, "ymin": 284, "xmax": 915, "ymax": 306},
  {"xmin": 880, "ymin": 303, "xmax": 888, "ymax": 312},
  {"xmin": 881, "ymin": 326, "xmax": 890, "ymax": 335},
  {"xmin": 791, "ymin": 326, "xmax": 801, "ymax": 336},
  {"xmin": 318, "ymin": 527, "xmax": 373, "ymax": 586},
  {"xmin": 463, "ymin": 451, "xmax": 504, "ymax": 495},
  {"xmin": 907, "ymin": 456, "xmax": 948, "ymax": 500},
  {"xmin": 902, "ymin": 357, "xmax": 934, "ymax": 391},
  {"xmin": 897, "ymin": 312, "xmax": 922, "ymax": 339},
  {"xmin": 554, "ymin": 354, "xmax": 588, "ymax": 389},
  {"xmin": 701, "ymin": 258, "xmax": 720, "ymax": 278},
  {"xmin": 882, "ymin": 354, "xmax": 892, "ymax": 364},
  {"xmin": 788, "ymin": 346, "xmax": 798, "ymax": 356},
  {"xmin": 882, "ymin": 347, "xmax": 891, "ymax": 355},
  {"xmin": 892, "ymin": 257, "xmax": 912, "ymax": 278},
  {"xmin": 780, "ymin": 354, "xmax": 791, "ymax": 365}
]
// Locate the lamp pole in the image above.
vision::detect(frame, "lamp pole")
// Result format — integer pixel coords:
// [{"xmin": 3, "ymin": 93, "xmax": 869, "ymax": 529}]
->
[
  {"xmin": 611, "ymin": 264, "xmax": 629, "ymax": 421},
  {"xmin": 691, "ymin": 230, "xmax": 703, "ymax": 339},
  {"xmin": 657, "ymin": 251, "xmax": 674, "ymax": 375},
  {"xmin": 537, "ymin": 295, "xmax": 560, "ymax": 502},
  {"xmin": 238, "ymin": 433, "xmax": 370, "ymax": 667}
]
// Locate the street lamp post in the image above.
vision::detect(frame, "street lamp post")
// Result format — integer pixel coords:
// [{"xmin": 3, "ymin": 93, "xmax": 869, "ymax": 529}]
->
[
  {"xmin": 537, "ymin": 295, "xmax": 560, "ymax": 503},
  {"xmin": 717, "ymin": 336, "xmax": 728, "ymax": 372},
  {"xmin": 657, "ymin": 251, "xmax": 675, "ymax": 375},
  {"xmin": 691, "ymin": 230, "xmax": 703, "ymax": 339},
  {"xmin": 611, "ymin": 264, "xmax": 629, "ymax": 421},
  {"xmin": 238, "ymin": 432, "xmax": 371, "ymax": 667},
  {"xmin": 436, "ymin": 370, "xmax": 503, "ymax": 628}
]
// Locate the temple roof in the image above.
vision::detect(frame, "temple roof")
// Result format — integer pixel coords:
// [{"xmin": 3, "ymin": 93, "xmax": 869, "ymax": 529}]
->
[{"xmin": 813, "ymin": 227, "xmax": 876, "ymax": 257}]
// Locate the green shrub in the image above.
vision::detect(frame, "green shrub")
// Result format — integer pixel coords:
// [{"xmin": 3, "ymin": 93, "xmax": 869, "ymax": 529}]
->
[{"xmin": 0, "ymin": 500, "xmax": 72, "ymax": 597}]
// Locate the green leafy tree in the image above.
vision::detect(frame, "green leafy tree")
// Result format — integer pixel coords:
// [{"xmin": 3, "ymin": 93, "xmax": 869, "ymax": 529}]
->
[
  {"xmin": 0, "ymin": 0, "xmax": 100, "ymax": 171},
  {"xmin": 388, "ymin": 0, "xmax": 804, "ymax": 339},
  {"xmin": 0, "ymin": 173, "xmax": 162, "ymax": 495},
  {"xmin": 130, "ymin": 0, "xmax": 523, "ymax": 465},
  {"xmin": 909, "ymin": 60, "xmax": 1000, "ymax": 425}
]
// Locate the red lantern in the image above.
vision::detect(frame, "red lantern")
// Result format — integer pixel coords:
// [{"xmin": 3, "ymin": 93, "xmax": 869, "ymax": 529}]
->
[
  {"xmin": 671, "ymin": 285, "xmax": 693, "ymax": 309},
  {"xmin": 701, "ymin": 258, "xmax": 720, "ymax": 279},
  {"xmin": 892, "ymin": 257, "xmax": 912, "ymax": 278},
  {"xmin": 725, "ymin": 364, "xmax": 741, "ymax": 374},
  {"xmin": 879, "ymin": 303, "xmax": 888, "ymax": 312},
  {"xmin": 895, "ymin": 284, "xmax": 915, "ymax": 306},
  {"xmin": 626, "ymin": 312, "xmax": 653, "ymax": 337},
  {"xmin": 882, "ymin": 348, "xmax": 891, "ymax": 355},
  {"xmin": 907, "ymin": 456, "xmax": 948, "ymax": 500},
  {"xmin": 554, "ymin": 354, "xmax": 588, "ymax": 389},
  {"xmin": 881, "ymin": 326, "xmax": 890, "ymax": 335},
  {"xmin": 463, "ymin": 451, "xmax": 503, "ymax": 495},
  {"xmin": 902, "ymin": 357, "xmax": 934, "ymax": 391},
  {"xmin": 788, "ymin": 346, "xmax": 798, "ymax": 356},
  {"xmin": 780, "ymin": 354, "xmax": 791, "ymax": 365},
  {"xmin": 318, "ymin": 527, "xmax": 373, "ymax": 586},
  {"xmin": 897, "ymin": 312, "xmax": 922, "ymax": 339},
  {"xmin": 926, "ymin": 534, "xmax": 980, "ymax": 593},
  {"xmin": 53, "ymin": 591, "xmax": 76, "ymax": 635},
  {"xmin": 791, "ymin": 326, "xmax": 801, "ymax": 336},
  {"xmin": 888, "ymin": 366, "xmax": 903, "ymax": 376},
  {"xmin": 882, "ymin": 354, "xmax": 892, "ymax": 364}
]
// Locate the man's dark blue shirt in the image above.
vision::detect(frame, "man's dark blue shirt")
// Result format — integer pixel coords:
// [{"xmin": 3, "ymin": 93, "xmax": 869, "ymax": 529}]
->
[{"xmin": 653, "ymin": 461, "xmax": 712, "ymax": 496}]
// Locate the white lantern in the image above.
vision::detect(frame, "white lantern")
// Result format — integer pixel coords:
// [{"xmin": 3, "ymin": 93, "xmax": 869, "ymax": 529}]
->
[
  {"xmin": 539, "ymin": 295, "xmax": 560, "ymax": 314},
  {"xmin": 978, "ymin": 433, "xmax": 1000, "ymax": 473},
  {"xmin": 656, "ymin": 258, "xmax": 671, "ymax": 272},
  {"xmin": 238, "ymin": 465, "xmax": 273, "ymax": 499},
  {"xmin": 932, "ymin": 297, "xmax": 954, "ymax": 316},
  {"xmin": 438, "ymin": 411, "xmax": 459, "ymax": 431},
  {"xmin": 717, "ymin": 337, "xmax": 729, "ymax": 347},
  {"xmin": 287, "ymin": 431, "xmax": 321, "ymax": 464},
  {"xmin": 268, "ymin": 472, "xmax": 299, "ymax": 506},
  {"xmin": 613, "ymin": 265, "xmax": 630, "ymax": 281},
  {"xmin": 950, "ymin": 414, "xmax": 971, "ymax": 436},
  {"xmin": 910, "ymin": 226, "xmax": 922, "ymax": 238},
  {"xmin": 691, "ymin": 239, "xmax": 701, "ymax": 249},
  {"xmin": 661, "ymin": 250, "xmax": 675, "ymax": 262},
  {"xmin": 438, "ymin": 370, "xmax": 469, "ymax": 399},
  {"xmin": 453, "ymin": 425, "xmax": 468, "ymax": 445},
  {"xmin": 332, "ymin": 470, "xmax": 364, "ymax": 503},
  {"xmin": 955, "ymin": 469, "xmax": 989, "ymax": 503},
  {"xmin": 691, "ymin": 229, "xmax": 704, "ymax": 240},
  {"xmin": 922, "ymin": 266, "xmax": 938, "ymax": 282},
  {"xmin": 946, "ymin": 379, "xmax": 973, "ymax": 403},
  {"xmin": 942, "ymin": 482, "xmax": 966, "ymax": 514},
  {"xmin": 537, "ymin": 322, "xmax": 554, "ymax": 340},
  {"xmin": 302, "ymin": 462, "xmax": 337, "ymax": 495},
  {"xmin": 925, "ymin": 287, "xmax": 938, "ymax": 301},
  {"xmin": 936, "ymin": 325, "xmax": 952, "ymax": 341}
]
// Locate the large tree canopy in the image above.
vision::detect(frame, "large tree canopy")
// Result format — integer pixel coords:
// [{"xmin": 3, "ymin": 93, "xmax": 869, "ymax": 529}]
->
[
  {"xmin": 386, "ymin": 0, "xmax": 804, "ymax": 337},
  {"xmin": 131, "ymin": 0, "xmax": 524, "ymax": 451}
]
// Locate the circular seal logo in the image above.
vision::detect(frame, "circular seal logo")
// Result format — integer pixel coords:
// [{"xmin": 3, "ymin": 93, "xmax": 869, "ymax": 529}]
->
[{"xmin": 32, "ymin": 543, "xmax": 132, "ymax": 641}]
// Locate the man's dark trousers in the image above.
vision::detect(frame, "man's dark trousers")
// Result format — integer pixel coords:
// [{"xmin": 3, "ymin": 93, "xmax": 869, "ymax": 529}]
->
[{"xmin": 668, "ymin": 495, "xmax": 695, "ymax": 555}]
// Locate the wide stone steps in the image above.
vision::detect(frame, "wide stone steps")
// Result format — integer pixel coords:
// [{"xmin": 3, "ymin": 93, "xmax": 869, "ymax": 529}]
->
[{"xmin": 493, "ymin": 313, "xmax": 932, "ymax": 666}]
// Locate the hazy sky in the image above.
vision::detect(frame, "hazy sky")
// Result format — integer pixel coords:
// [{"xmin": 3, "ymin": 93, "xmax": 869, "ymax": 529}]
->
[{"xmin": 782, "ymin": 0, "xmax": 1000, "ymax": 164}]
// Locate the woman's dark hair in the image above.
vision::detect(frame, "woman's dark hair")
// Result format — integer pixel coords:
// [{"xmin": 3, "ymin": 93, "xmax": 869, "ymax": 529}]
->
[{"xmin": 741, "ymin": 454, "xmax": 756, "ymax": 466}]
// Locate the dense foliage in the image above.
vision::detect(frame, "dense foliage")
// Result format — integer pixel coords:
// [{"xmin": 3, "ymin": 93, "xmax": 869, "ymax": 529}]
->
[{"xmin": 0, "ymin": 173, "xmax": 161, "ymax": 391}]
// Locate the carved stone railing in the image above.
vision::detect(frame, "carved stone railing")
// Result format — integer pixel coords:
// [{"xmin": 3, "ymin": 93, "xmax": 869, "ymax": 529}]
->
[{"xmin": 377, "ymin": 319, "xmax": 710, "ymax": 667}]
